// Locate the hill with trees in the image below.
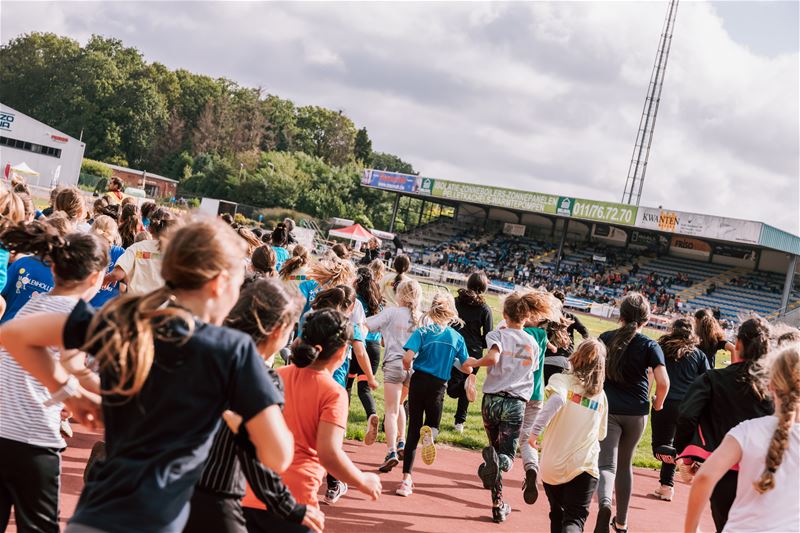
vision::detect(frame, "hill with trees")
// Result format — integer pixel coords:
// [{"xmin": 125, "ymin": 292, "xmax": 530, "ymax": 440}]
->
[{"xmin": 0, "ymin": 32, "xmax": 427, "ymax": 229}]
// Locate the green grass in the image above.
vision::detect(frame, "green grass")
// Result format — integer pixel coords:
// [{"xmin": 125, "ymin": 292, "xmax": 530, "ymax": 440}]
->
[{"xmin": 345, "ymin": 288, "xmax": 730, "ymax": 469}]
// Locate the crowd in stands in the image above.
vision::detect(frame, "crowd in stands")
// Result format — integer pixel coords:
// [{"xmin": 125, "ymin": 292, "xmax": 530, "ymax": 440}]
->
[{"xmin": 0, "ymin": 179, "xmax": 798, "ymax": 533}]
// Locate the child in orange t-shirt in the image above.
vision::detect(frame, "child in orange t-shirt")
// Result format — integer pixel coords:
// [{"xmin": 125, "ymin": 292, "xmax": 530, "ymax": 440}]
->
[{"xmin": 278, "ymin": 309, "xmax": 382, "ymax": 508}]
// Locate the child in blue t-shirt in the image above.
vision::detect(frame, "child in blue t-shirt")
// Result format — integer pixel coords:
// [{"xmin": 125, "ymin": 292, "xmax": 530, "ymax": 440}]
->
[
  {"xmin": 397, "ymin": 292, "xmax": 473, "ymax": 497},
  {"xmin": 1, "ymin": 255, "xmax": 54, "ymax": 323}
]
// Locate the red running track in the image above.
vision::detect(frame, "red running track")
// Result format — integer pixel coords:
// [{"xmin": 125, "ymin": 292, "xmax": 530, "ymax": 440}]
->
[{"xmin": 7, "ymin": 426, "xmax": 714, "ymax": 532}]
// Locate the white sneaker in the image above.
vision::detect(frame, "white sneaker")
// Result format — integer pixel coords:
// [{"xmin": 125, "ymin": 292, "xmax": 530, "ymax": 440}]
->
[
  {"xmin": 60, "ymin": 420, "xmax": 73, "ymax": 438},
  {"xmin": 454, "ymin": 423, "xmax": 464, "ymax": 434},
  {"xmin": 364, "ymin": 414, "xmax": 379, "ymax": 446},
  {"xmin": 653, "ymin": 484, "xmax": 674, "ymax": 501},
  {"xmin": 395, "ymin": 479, "xmax": 413, "ymax": 497}
]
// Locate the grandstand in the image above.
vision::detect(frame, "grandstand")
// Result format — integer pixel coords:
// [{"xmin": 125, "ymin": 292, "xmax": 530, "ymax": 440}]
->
[{"xmin": 361, "ymin": 170, "xmax": 800, "ymax": 322}]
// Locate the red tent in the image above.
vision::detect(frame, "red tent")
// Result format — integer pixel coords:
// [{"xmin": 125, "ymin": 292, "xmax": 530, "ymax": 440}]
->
[{"xmin": 328, "ymin": 223, "xmax": 378, "ymax": 243}]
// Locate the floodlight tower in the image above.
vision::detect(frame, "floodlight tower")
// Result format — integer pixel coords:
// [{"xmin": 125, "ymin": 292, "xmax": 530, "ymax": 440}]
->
[{"xmin": 621, "ymin": 0, "xmax": 679, "ymax": 206}]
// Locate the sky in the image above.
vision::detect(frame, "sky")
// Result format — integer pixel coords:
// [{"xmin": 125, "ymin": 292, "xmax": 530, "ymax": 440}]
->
[{"xmin": 2, "ymin": 1, "xmax": 798, "ymax": 234}]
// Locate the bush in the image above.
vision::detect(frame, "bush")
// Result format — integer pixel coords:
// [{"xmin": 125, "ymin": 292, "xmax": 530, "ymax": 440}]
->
[{"xmin": 81, "ymin": 158, "xmax": 112, "ymax": 178}]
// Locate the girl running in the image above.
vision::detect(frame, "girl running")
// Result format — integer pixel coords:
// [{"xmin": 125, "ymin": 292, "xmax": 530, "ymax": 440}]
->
[
  {"xmin": 675, "ymin": 317, "xmax": 774, "ymax": 531},
  {"xmin": 0, "ymin": 218, "xmax": 294, "ymax": 532},
  {"xmin": 694, "ymin": 309, "xmax": 736, "ymax": 368},
  {"xmin": 650, "ymin": 318, "xmax": 709, "ymax": 501},
  {"xmin": 0, "ymin": 225, "xmax": 109, "ymax": 533},
  {"xmin": 103, "ymin": 207, "xmax": 178, "ymax": 294},
  {"xmin": 366, "ymin": 279, "xmax": 423, "ymax": 472},
  {"xmin": 684, "ymin": 343, "xmax": 799, "ymax": 533},
  {"xmin": 451, "ymin": 271, "xmax": 493, "ymax": 434},
  {"xmin": 88, "ymin": 215, "xmax": 126, "ymax": 308},
  {"xmin": 271, "ymin": 223, "xmax": 290, "ymax": 271},
  {"xmin": 277, "ymin": 308, "xmax": 382, "ymax": 511},
  {"xmin": 528, "ymin": 339, "xmax": 609, "ymax": 533},
  {"xmin": 185, "ymin": 279, "xmax": 319, "ymax": 533},
  {"xmin": 595, "ymin": 293, "xmax": 669, "ymax": 533},
  {"xmin": 380, "ymin": 255, "xmax": 411, "ymax": 306},
  {"xmin": 397, "ymin": 292, "xmax": 472, "ymax": 497},
  {"xmin": 469, "ymin": 292, "xmax": 534, "ymax": 523},
  {"xmin": 348, "ymin": 267, "xmax": 383, "ymax": 445}
]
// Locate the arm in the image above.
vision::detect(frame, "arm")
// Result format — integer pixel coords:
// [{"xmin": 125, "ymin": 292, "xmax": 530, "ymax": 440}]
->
[
  {"xmin": 674, "ymin": 374, "xmax": 712, "ymax": 452},
  {"xmin": 244, "ymin": 405, "xmax": 294, "ymax": 474},
  {"xmin": 466, "ymin": 346, "xmax": 500, "ymax": 368},
  {"xmin": 352, "ymin": 340, "xmax": 378, "ymax": 390},
  {"xmin": 528, "ymin": 393, "xmax": 565, "ymax": 443},
  {"xmin": 723, "ymin": 342, "xmax": 736, "ymax": 364},
  {"xmin": 61, "ymin": 350, "xmax": 101, "ymax": 394},
  {"xmin": 103, "ymin": 265, "xmax": 127, "ymax": 288},
  {"xmin": 402, "ymin": 349, "xmax": 415, "ymax": 371},
  {"xmin": 547, "ymin": 341, "xmax": 558, "ymax": 353},
  {"xmin": 0, "ymin": 312, "xmax": 103, "ymax": 428},
  {"xmin": 317, "ymin": 421, "xmax": 381, "ymax": 500},
  {"xmin": 652, "ymin": 365, "xmax": 669, "ymax": 411},
  {"xmin": 481, "ymin": 306, "xmax": 494, "ymax": 348},
  {"xmin": 572, "ymin": 314, "xmax": 589, "ymax": 339},
  {"xmin": 684, "ymin": 436, "xmax": 742, "ymax": 533}
]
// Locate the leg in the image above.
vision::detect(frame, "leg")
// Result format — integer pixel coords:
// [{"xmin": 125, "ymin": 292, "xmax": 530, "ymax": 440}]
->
[
  {"xmin": 520, "ymin": 400, "xmax": 543, "ymax": 472},
  {"xmin": 384, "ymin": 382, "xmax": 403, "ymax": 452},
  {"xmin": 710, "ymin": 470, "xmax": 738, "ymax": 533},
  {"xmin": 422, "ymin": 377, "xmax": 446, "ymax": 433},
  {"xmin": 561, "ymin": 472, "xmax": 598, "ymax": 533},
  {"xmin": 357, "ymin": 341, "xmax": 381, "ymax": 417},
  {"xmin": 0, "ymin": 438, "xmax": 61, "ymax": 533},
  {"xmin": 613, "ymin": 415, "xmax": 647, "ymax": 527},
  {"xmin": 594, "ymin": 415, "xmax": 623, "ymax": 533},
  {"xmin": 649, "ymin": 400, "xmax": 679, "ymax": 487},
  {"xmin": 492, "ymin": 398, "xmax": 525, "ymax": 505},
  {"xmin": 543, "ymin": 482, "xmax": 564, "ymax": 533},
  {"xmin": 402, "ymin": 374, "xmax": 427, "ymax": 474}
]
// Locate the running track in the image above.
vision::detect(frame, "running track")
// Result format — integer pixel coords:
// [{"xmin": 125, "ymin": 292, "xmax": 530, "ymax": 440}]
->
[{"xmin": 8, "ymin": 426, "xmax": 714, "ymax": 532}]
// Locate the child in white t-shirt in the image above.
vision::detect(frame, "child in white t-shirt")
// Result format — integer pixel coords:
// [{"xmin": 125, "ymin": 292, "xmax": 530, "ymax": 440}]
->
[
  {"xmin": 685, "ymin": 344, "xmax": 800, "ymax": 533},
  {"xmin": 466, "ymin": 292, "xmax": 536, "ymax": 524},
  {"xmin": 527, "ymin": 338, "xmax": 609, "ymax": 533}
]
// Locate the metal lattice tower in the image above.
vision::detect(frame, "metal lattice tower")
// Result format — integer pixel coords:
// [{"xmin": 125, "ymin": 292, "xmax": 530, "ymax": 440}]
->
[{"xmin": 621, "ymin": 0, "xmax": 679, "ymax": 206}]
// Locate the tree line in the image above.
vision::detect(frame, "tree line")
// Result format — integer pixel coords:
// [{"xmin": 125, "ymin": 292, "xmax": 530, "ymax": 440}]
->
[{"xmin": 0, "ymin": 32, "xmax": 425, "ymax": 229}]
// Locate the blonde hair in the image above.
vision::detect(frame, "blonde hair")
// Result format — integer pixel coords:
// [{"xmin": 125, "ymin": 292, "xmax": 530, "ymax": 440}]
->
[
  {"xmin": 279, "ymin": 245, "xmax": 309, "ymax": 279},
  {"xmin": 54, "ymin": 187, "xmax": 86, "ymax": 222},
  {"xmin": 307, "ymin": 258, "xmax": 356, "ymax": 288},
  {"xmin": 570, "ymin": 338, "xmax": 607, "ymax": 396},
  {"xmin": 396, "ymin": 279, "xmax": 422, "ymax": 330},
  {"xmin": 369, "ymin": 258, "xmax": 386, "ymax": 281},
  {"xmin": 0, "ymin": 189, "xmax": 27, "ymax": 228},
  {"xmin": 753, "ymin": 344, "xmax": 799, "ymax": 494},
  {"xmin": 84, "ymin": 219, "xmax": 247, "ymax": 397},
  {"xmin": 522, "ymin": 290, "xmax": 562, "ymax": 323},
  {"xmin": 237, "ymin": 227, "xmax": 261, "ymax": 256},
  {"xmin": 91, "ymin": 215, "xmax": 121, "ymax": 246},
  {"xmin": 424, "ymin": 292, "xmax": 463, "ymax": 328}
]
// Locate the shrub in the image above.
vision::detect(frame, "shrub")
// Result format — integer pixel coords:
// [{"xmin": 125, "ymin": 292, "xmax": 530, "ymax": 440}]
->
[{"xmin": 81, "ymin": 158, "xmax": 112, "ymax": 178}]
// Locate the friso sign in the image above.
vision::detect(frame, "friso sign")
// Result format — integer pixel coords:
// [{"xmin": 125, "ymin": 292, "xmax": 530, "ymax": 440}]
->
[{"xmin": 0, "ymin": 111, "xmax": 14, "ymax": 131}]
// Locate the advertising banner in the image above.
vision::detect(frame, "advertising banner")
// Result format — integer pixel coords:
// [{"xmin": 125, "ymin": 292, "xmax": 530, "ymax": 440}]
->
[
  {"xmin": 503, "ymin": 222, "xmax": 526, "ymax": 236},
  {"xmin": 636, "ymin": 207, "xmax": 762, "ymax": 244},
  {"xmin": 570, "ymin": 198, "xmax": 638, "ymax": 225},
  {"xmin": 430, "ymin": 180, "xmax": 559, "ymax": 214},
  {"xmin": 670, "ymin": 235, "xmax": 712, "ymax": 260},
  {"xmin": 361, "ymin": 169, "xmax": 433, "ymax": 194},
  {"xmin": 714, "ymin": 244, "xmax": 757, "ymax": 266}
]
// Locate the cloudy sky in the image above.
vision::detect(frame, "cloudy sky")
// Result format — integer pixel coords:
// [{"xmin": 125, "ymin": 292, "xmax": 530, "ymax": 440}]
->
[{"xmin": 3, "ymin": 1, "xmax": 798, "ymax": 233}]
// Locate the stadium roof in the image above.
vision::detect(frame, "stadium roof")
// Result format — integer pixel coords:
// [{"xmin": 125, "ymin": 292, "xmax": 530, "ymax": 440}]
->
[{"xmin": 361, "ymin": 169, "xmax": 800, "ymax": 256}]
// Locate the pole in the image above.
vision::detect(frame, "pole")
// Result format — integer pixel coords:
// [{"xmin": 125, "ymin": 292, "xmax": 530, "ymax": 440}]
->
[
  {"xmin": 389, "ymin": 193, "xmax": 401, "ymax": 233},
  {"xmin": 779, "ymin": 255, "xmax": 798, "ymax": 316},
  {"xmin": 417, "ymin": 200, "xmax": 426, "ymax": 227},
  {"xmin": 554, "ymin": 219, "xmax": 570, "ymax": 275}
]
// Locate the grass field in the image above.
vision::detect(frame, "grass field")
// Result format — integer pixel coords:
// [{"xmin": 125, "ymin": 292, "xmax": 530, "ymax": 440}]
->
[{"xmin": 344, "ymin": 286, "xmax": 729, "ymax": 470}]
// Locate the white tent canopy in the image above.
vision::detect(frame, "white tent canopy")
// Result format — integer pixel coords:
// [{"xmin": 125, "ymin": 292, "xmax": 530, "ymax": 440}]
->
[{"xmin": 10, "ymin": 162, "xmax": 39, "ymax": 176}]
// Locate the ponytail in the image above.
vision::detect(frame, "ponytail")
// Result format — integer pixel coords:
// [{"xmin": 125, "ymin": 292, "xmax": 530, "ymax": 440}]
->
[
  {"xmin": 737, "ymin": 316, "xmax": 772, "ymax": 399},
  {"xmin": 659, "ymin": 318, "xmax": 700, "ymax": 361},
  {"xmin": 606, "ymin": 292, "xmax": 650, "ymax": 382},
  {"xmin": 0, "ymin": 221, "xmax": 109, "ymax": 282},
  {"xmin": 271, "ymin": 223, "xmax": 288, "ymax": 247},
  {"xmin": 118, "ymin": 203, "xmax": 141, "ymax": 248},
  {"xmin": 396, "ymin": 279, "xmax": 422, "ymax": 330},
  {"xmin": 292, "ymin": 309, "xmax": 352, "ymax": 368},
  {"xmin": 252, "ymin": 245, "xmax": 277, "ymax": 277},
  {"xmin": 391, "ymin": 255, "xmax": 411, "ymax": 291},
  {"xmin": 753, "ymin": 344, "xmax": 800, "ymax": 493},
  {"xmin": 279, "ymin": 245, "xmax": 309, "ymax": 279},
  {"xmin": 355, "ymin": 266, "xmax": 381, "ymax": 315}
]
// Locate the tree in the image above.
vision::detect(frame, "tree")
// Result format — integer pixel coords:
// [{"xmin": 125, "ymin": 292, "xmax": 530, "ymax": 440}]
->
[
  {"xmin": 369, "ymin": 151, "xmax": 416, "ymax": 174},
  {"xmin": 354, "ymin": 127, "xmax": 372, "ymax": 163},
  {"xmin": 294, "ymin": 106, "xmax": 356, "ymax": 166}
]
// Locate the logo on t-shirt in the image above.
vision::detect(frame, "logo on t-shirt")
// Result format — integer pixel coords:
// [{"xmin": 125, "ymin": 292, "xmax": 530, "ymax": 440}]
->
[
  {"xmin": 567, "ymin": 390, "xmax": 601, "ymax": 411},
  {"xmin": 16, "ymin": 268, "xmax": 53, "ymax": 295},
  {"xmin": 135, "ymin": 250, "xmax": 162, "ymax": 260}
]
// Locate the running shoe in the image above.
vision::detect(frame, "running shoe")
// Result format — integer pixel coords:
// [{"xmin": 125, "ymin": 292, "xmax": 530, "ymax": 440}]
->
[
  {"xmin": 492, "ymin": 501, "xmax": 511, "ymax": 523},
  {"xmin": 465, "ymin": 373, "xmax": 477, "ymax": 402},
  {"xmin": 677, "ymin": 458, "xmax": 700, "ymax": 484},
  {"xmin": 478, "ymin": 446, "xmax": 500, "ymax": 490},
  {"xmin": 323, "ymin": 481, "xmax": 348, "ymax": 505},
  {"xmin": 522, "ymin": 468, "xmax": 539, "ymax": 504},
  {"xmin": 454, "ymin": 422, "xmax": 464, "ymax": 435},
  {"xmin": 420, "ymin": 426, "xmax": 437, "ymax": 465},
  {"xmin": 593, "ymin": 504, "xmax": 611, "ymax": 533},
  {"xmin": 364, "ymin": 414, "xmax": 379, "ymax": 446},
  {"xmin": 652, "ymin": 484, "xmax": 674, "ymax": 501},
  {"xmin": 397, "ymin": 440, "xmax": 405, "ymax": 460},
  {"xmin": 379, "ymin": 451, "xmax": 399, "ymax": 473},
  {"xmin": 395, "ymin": 479, "xmax": 413, "ymax": 497}
]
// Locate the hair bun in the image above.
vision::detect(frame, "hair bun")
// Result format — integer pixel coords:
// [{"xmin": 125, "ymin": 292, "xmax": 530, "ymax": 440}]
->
[{"xmin": 291, "ymin": 339, "xmax": 321, "ymax": 368}]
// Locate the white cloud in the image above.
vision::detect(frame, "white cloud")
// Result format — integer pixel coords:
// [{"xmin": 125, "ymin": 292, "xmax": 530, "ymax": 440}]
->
[{"xmin": 1, "ymin": 0, "xmax": 797, "ymax": 233}]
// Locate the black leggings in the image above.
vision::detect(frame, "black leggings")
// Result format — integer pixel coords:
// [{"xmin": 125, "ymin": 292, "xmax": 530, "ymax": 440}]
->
[
  {"xmin": 543, "ymin": 472, "xmax": 598, "ymax": 533},
  {"xmin": 403, "ymin": 371, "xmax": 446, "ymax": 474},
  {"xmin": 0, "ymin": 437, "xmax": 61, "ymax": 533},
  {"xmin": 244, "ymin": 507, "xmax": 310, "ymax": 533},
  {"xmin": 710, "ymin": 470, "xmax": 738, "ymax": 533},
  {"xmin": 346, "ymin": 340, "xmax": 380, "ymax": 418},
  {"xmin": 184, "ymin": 488, "xmax": 246, "ymax": 533},
  {"xmin": 650, "ymin": 399, "xmax": 680, "ymax": 487},
  {"xmin": 447, "ymin": 357, "xmax": 480, "ymax": 425}
]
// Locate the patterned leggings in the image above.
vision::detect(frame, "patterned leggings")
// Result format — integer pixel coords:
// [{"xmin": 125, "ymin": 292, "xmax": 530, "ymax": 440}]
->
[{"xmin": 481, "ymin": 394, "xmax": 526, "ymax": 503}]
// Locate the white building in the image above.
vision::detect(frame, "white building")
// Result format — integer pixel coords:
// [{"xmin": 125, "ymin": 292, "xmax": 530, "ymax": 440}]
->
[{"xmin": 0, "ymin": 103, "xmax": 86, "ymax": 189}]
